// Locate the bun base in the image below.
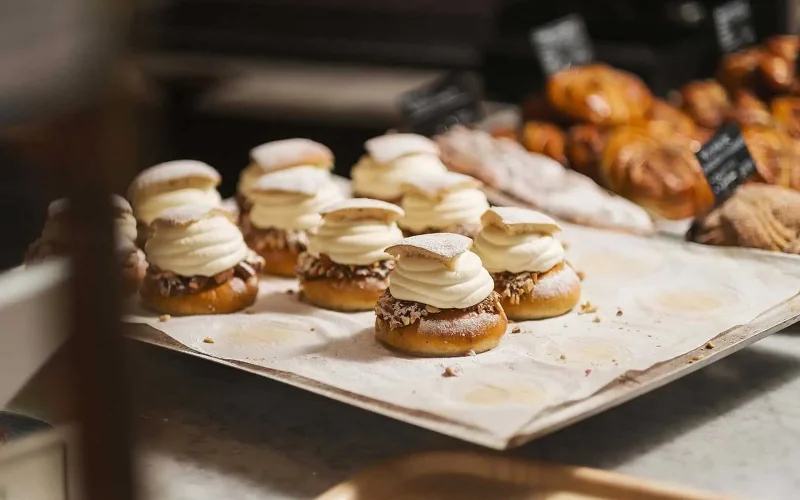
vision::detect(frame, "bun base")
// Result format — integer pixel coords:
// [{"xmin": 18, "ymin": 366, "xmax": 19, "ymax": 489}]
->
[
  {"xmin": 302, "ymin": 277, "xmax": 388, "ymax": 312},
  {"xmin": 140, "ymin": 274, "xmax": 258, "ymax": 315},
  {"xmin": 259, "ymin": 247, "xmax": 301, "ymax": 277},
  {"xmin": 499, "ymin": 265, "xmax": 581, "ymax": 321},
  {"xmin": 375, "ymin": 306, "xmax": 508, "ymax": 357}
]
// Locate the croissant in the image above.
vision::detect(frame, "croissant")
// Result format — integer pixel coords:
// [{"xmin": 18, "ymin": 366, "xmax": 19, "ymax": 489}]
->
[
  {"xmin": 522, "ymin": 121, "xmax": 567, "ymax": 165},
  {"xmin": 599, "ymin": 126, "xmax": 714, "ymax": 220},
  {"xmin": 765, "ymin": 35, "xmax": 799, "ymax": 62},
  {"xmin": 760, "ymin": 35, "xmax": 800, "ymax": 93},
  {"xmin": 771, "ymin": 96, "xmax": 800, "ymax": 138},
  {"xmin": 742, "ymin": 126, "xmax": 800, "ymax": 190},
  {"xmin": 643, "ymin": 99, "xmax": 696, "ymax": 136},
  {"xmin": 689, "ymin": 184, "xmax": 800, "ymax": 253},
  {"xmin": 546, "ymin": 64, "xmax": 652, "ymax": 126},
  {"xmin": 728, "ymin": 90, "xmax": 774, "ymax": 127},
  {"xmin": 717, "ymin": 48, "xmax": 763, "ymax": 94},
  {"xmin": 679, "ymin": 80, "xmax": 731, "ymax": 129},
  {"xmin": 564, "ymin": 124, "xmax": 608, "ymax": 181}
]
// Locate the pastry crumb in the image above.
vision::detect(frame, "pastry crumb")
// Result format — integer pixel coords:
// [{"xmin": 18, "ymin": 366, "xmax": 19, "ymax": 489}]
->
[
  {"xmin": 442, "ymin": 366, "xmax": 462, "ymax": 377},
  {"xmin": 691, "ymin": 355, "xmax": 701, "ymax": 361},
  {"xmin": 592, "ymin": 315, "xmax": 602, "ymax": 323},
  {"xmin": 616, "ymin": 308, "xmax": 623, "ymax": 317},
  {"xmin": 285, "ymin": 289, "xmax": 295, "ymax": 295},
  {"xmin": 576, "ymin": 270, "xmax": 586, "ymax": 281},
  {"xmin": 310, "ymin": 327, "xmax": 315, "ymax": 332},
  {"xmin": 203, "ymin": 337, "xmax": 214, "ymax": 344},
  {"xmin": 511, "ymin": 325, "xmax": 521, "ymax": 334},
  {"xmin": 158, "ymin": 314, "xmax": 171, "ymax": 322},
  {"xmin": 466, "ymin": 350, "xmax": 477, "ymax": 357},
  {"xmin": 559, "ymin": 354, "xmax": 566, "ymax": 360},
  {"xmin": 245, "ymin": 309, "xmax": 255, "ymax": 315},
  {"xmin": 578, "ymin": 301, "xmax": 597, "ymax": 315},
  {"xmin": 705, "ymin": 341, "xmax": 714, "ymax": 349},
  {"xmin": 561, "ymin": 240, "xmax": 570, "ymax": 249},
  {"xmin": 584, "ymin": 369, "xmax": 592, "ymax": 376},
  {"xmin": 425, "ymin": 304, "xmax": 441, "ymax": 313}
]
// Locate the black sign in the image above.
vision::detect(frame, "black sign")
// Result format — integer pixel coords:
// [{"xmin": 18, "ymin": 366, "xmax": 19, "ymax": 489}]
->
[
  {"xmin": 712, "ymin": 0, "xmax": 756, "ymax": 54},
  {"xmin": 398, "ymin": 72, "xmax": 483, "ymax": 137},
  {"xmin": 695, "ymin": 123, "xmax": 756, "ymax": 203},
  {"xmin": 530, "ymin": 15, "xmax": 594, "ymax": 76}
]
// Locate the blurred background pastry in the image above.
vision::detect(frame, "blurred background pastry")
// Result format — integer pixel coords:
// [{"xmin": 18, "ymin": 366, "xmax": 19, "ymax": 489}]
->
[
  {"xmin": 237, "ymin": 138, "xmax": 334, "ymax": 207},
  {"xmin": 473, "ymin": 207, "xmax": 580, "ymax": 320},
  {"xmin": 243, "ymin": 166, "xmax": 342, "ymax": 276},
  {"xmin": 677, "ymin": 80, "xmax": 731, "ymax": 130},
  {"xmin": 376, "ymin": 233, "xmax": 506, "ymax": 357},
  {"xmin": 522, "ymin": 121, "xmax": 567, "ymax": 165},
  {"xmin": 25, "ymin": 195, "xmax": 147, "ymax": 295},
  {"xmin": 127, "ymin": 160, "xmax": 222, "ymax": 245},
  {"xmin": 688, "ymin": 184, "xmax": 800, "ymax": 254},
  {"xmin": 350, "ymin": 133, "xmax": 447, "ymax": 202},
  {"xmin": 546, "ymin": 64, "xmax": 652, "ymax": 126},
  {"xmin": 742, "ymin": 126, "xmax": 800, "ymax": 190},
  {"xmin": 298, "ymin": 198, "xmax": 403, "ymax": 311},
  {"xmin": 141, "ymin": 206, "xmax": 264, "ymax": 315},
  {"xmin": 398, "ymin": 171, "xmax": 488, "ymax": 238}
]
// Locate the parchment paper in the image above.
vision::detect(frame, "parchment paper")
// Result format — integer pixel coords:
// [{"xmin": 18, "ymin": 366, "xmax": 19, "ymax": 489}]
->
[{"xmin": 126, "ymin": 223, "xmax": 800, "ymax": 448}]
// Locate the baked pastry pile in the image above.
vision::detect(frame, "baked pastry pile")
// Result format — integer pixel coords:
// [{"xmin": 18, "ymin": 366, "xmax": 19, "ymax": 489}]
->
[{"xmin": 501, "ymin": 39, "xmax": 800, "ymax": 220}]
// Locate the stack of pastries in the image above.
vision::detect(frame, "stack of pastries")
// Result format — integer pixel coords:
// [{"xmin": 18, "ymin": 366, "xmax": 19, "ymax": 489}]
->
[{"xmin": 507, "ymin": 38, "xmax": 800, "ymax": 220}]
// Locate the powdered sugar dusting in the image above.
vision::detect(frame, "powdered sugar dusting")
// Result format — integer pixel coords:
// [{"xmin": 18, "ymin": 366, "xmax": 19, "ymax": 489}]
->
[
  {"xmin": 250, "ymin": 166, "xmax": 332, "ymax": 195},
  {"xmin": 482, "ymin": 207, "xmax": 561, "ymax": 235},
  {"xmin": 129, "ymin": 160, "xmax": 220, "ymax": 198},
  {"xmin": 385, "ymin": 233, "xmax": 472, "ymax": 262},
  {"xmin": 48, "ymin": 194, "xmax": 133, "ymax": 217},
  {"xmin": 401, "ymin": 171, "xmax": 482, "ymax": 199},
  {"xmin": 366, "ymin": 133, "xmax": 440, "ymax": 163},
  {"xmin": 151, "ymin": 205, "xmax": 231, "ymax": 227},
  {"xmin": 417, "ymin": 312, "xmax": 502, "ymax": 338},
  {"xmin": 321, "ymin": 198, "xmax": 404, "ymax": 222},
  {"xmin": 250, "ymin": 138, "xmax": 333, "ymax": 172},
  {"xmin": 531, "ymin": 264, "xmax": 581, "ymax": 299}
]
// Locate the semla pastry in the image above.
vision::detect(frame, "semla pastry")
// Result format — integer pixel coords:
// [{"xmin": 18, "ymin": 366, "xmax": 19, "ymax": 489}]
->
[
  {"xmin": 128, "ymin": 160, "xmax": 222, "ymax": 244},
  {"xmin": 473, "ymin": 207, "xmax": 581, "ymax": 320},
  {"xmin": 25, "ymin": 195, "xmax": 147, "ymax": 295},
  {"xmin": 141, "ymin": 206, "xmax": 265, "ymax": 315},
  {"xmin": 243, "ymin": 166, "xmax": 342, "ymax": 276},
  {"xmin": 297, "ymin": 198, "xmax": 404, "ymax": 311},
  {"xmin": 237, "ymin": 138, "xmax": 334, "ymax": 204},
  {"xmin": 398, "ymin": 171, "xmax": 489, "ymax": 238},
  {"xmin": 376, "ymin": 233, "xmax": 507, "ymax": 357},
  {"xmin": 351, "ymin": 133, "xmax": 447, "ymax": 202}
]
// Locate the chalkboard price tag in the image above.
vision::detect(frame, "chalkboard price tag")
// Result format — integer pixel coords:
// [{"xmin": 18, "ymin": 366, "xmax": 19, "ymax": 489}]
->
[
  {"xmin": 695, "ymin": 123, "xmax": 756, "ymax": 203},
  {"xmin": 712, "ymin": 0, "xmax": 756, "ymax": 54},
  {"xmin": 530, "ymin": 15, "xmax": 594, "ymax": 76},
  {"xmin": 398, "ymin": 72, "xmax": 483, "ymax": 137}
]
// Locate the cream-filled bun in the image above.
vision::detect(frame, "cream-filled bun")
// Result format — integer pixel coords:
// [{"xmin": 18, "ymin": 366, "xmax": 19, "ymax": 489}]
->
[
  {"xmin": 238, "ymin": 138, "xmax": 334, "ymax": 200},
  {"xmin": 473, "ymin": 207, "xmax": 580, "ymax": 320},
  {"xmin": 25, "ymin": 195, "xmax": 147, "ymax": 294},
  {"xmin": 298, "ymin": 198, "xmax": 404, "ymax": 311},
  {"xmin": 351, "ymin": 133, "xmax": 448, "ymax": 201},
  {"xmin": 140, "ymin": 206, "xmax": 263, "ymax": 315},
  {"xmin": 128, "ymin": 160, "xmax": 222, "ymax": 228},
  {"xmin": 375, "ymin": 233, "xmax": 507, "ymax": 357},
  {"xmin": 398, "ymin": 171, "xmax": 489, "ymax": 237},
  {"xmin": 244, "ymin": 166, "xmax": 343, "ymax": 276}
]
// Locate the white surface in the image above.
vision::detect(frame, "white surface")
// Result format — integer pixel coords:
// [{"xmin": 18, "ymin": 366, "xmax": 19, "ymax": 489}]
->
[{"xmin": 127, "ymin": 324, "xmax": 800, "ymax": 500}]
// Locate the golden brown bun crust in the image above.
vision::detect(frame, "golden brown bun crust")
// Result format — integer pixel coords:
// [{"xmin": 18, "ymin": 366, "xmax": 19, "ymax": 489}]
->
[
  {"xmin": 140, "ymin": 275, "xmax": 258, "ymax": 315},
  {"xmin": 257, "ymin": 247, "xmax": 301, "ymax": 277},
  {"xmin": 498, "ymin": 266, "xmax": 582, "ymax": 321},
  {"xmin": 301, "ymin": 277, "xmax": 387, "ymax": 312},
  {"xmin": 375, "ymin": 307, "xmax": 508, "ymax": 357}
]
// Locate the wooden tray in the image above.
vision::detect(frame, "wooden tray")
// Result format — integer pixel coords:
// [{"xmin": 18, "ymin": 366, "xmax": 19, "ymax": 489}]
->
[{"xmin": 315, "ymin": 451, "xmax": 731, "ymax": 500}]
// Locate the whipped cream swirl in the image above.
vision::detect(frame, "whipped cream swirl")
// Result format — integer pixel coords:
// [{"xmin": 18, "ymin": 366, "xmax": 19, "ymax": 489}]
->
[
  {"xmin": 146, "ymin": 214, "xmax": 248, "ymax": 277},
  {"xmin": 308, "ymin": 219, "xmax": 403, "ymax": 266},
  {"xmin": 351, "ymin": 154, "xmax": 447, "ymax": 201},
  {"xmin": 134, "ymin": 188, "xmax": 221, "ymax": 226},
  {"xmin": 400, "ymin": 188, "xmax": 488, "ymax": 233},
  {"xmin": 248, "ymin": 183, "xmax": 342, "ymax": 231},
  {"xmin": 389, "ymin": 251, "xmax": 494, "ymax": 309},
  {"xmin": 473, "ymin": 226, "xmax": 564, "ymax": 273}
]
